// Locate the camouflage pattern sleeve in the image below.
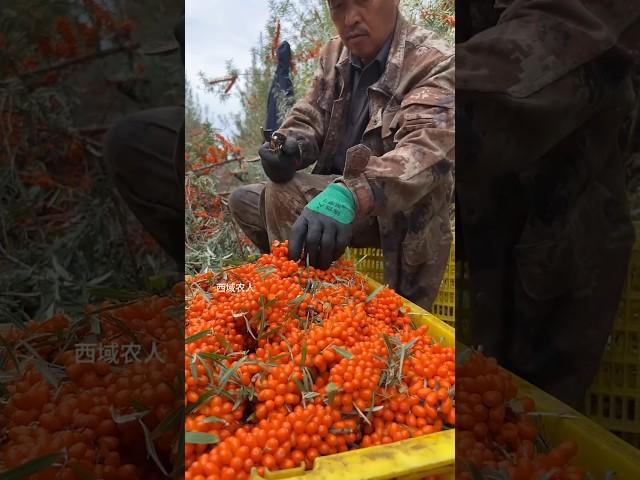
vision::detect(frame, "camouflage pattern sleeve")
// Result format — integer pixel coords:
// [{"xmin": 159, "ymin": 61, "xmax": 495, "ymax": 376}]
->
[
  {"xmin": 456, "ymin": 0, "xmax": 640, "ymax": 177},
  {"xmin": 276, "ymin": 42, "xmax": 334, "ymax": 170},
  {"xmin": 341, "ymin": 54, "xmax": 455, "ymax": 218}
]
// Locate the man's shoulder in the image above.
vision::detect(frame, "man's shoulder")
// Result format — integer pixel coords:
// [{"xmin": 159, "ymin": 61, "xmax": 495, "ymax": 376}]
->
[
  {"xmin": 318, "ymin": 35, "xmax": 345, "ymax": 64},
  {"xmin": 395, "ymin": 23, "xmax": 453, "ymax": 83},
  {"xmin": 404, "ymin": 23, "xmax": 453, "ymax": 60}
]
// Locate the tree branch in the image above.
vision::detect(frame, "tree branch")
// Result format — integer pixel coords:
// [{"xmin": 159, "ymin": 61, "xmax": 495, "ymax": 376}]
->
[
  {"xmin": 186, "ymin": 157, "xmax": 260, "ymax": 177},
  {"xmin": 0, "ymin": 42, "xmax": 141, "ymax": 87}
]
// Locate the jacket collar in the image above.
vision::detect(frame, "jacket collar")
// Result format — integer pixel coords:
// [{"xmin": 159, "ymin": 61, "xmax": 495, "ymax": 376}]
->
[{"xmin": 378, "ymin": 12, "xmax": 408, "ymax": 95}]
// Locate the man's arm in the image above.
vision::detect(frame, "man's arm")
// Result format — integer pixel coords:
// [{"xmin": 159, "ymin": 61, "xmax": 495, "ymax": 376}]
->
[
  {"xmin": 341, "ymin": 54, "xmax": 455, "ymax": 218},
  {"xmin": 276, "ymin": 43, "xmax": 334, "ymax": 170}
]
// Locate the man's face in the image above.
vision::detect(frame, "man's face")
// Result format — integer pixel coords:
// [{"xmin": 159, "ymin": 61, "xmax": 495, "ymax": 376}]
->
[{"xmin": 328, "ymin": 0, "xmax": 400, "ymax": 63}]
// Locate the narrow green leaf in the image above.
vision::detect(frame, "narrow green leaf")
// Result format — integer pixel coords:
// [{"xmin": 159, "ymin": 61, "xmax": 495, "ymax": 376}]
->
[
  {"xmin": 197, "ymin": 351, "xmax": 231, "ymax": 363},
  {"xmin": 52, "ymin": 254, "xmax": 72, "ymax": 281},
  {"xmin": 215, "ymin": 334, "xmax": 233, "ymax": 354},
  {"xmin": 534, "ymin": 433, "xmax": 550, "ymax": 454},
  {"xmin": 354, "ymin": 254, "xmax": 369, "ymax": 266},
  {"xmin": 87, "ymin": 271, "xmax": 113, "ymax": 286},
  {"xmin": 186, "ymin": 389, "xmax": 216, "ymax": 414},
  {"xmin": 258, "ymin": 323, "xmax": 282, "ymax": 341},
  {"xmin": 256, "ymin": 265, "xmax": 277, "ymax": 279},
  {"xmin": 365, "ymin": 284, "xmax": 384, "ymax": 303},
  {"xmin": 19, "ymin": 341, "xmax": 62, "ymax": 388},
  {"xmin": 201, "ymin": 416, "xmax": 227, "ymax": 425},
  {"xmin": 1, "ymin": 451, "xmax": 66, "ymax": 480},
  {"xmin": 294, "ymin": 378, "xmax": 306, "ymax": 394},
  {"xmin": 303, "ymin": 391, "xmax": 320, "ymax": 401},
  {"xmin": 110, "ymin": 406, "xmax": 150, "ymax": 424},
  {"xmin": 403, "ymin": 337, "xmax": 419, "ymax": 353},
  {"xmin": 189, "ymin": 354, "xmax": 198, "ymax": 382},
  {"xmin": 382, "ymin": 333, "xmax": 396, "ymax": 355},
  {"xmin": 300, "ymin": 342, "xmax": 307, "ymax": 368},
  {"xmin": 218, "ymin": 356, "xmax": 248, "ymax": 388},
  {"xmin": 365, "ymin": 405, "xmax": 384, "ymax": 413},
  {"xmin": 232, "ymin": 392, "xmax": 244, "ymax": 411},
  {"xmin": 326, "ymin": 382, "xmax": 341, "ymax": 405},
  {"xmin": 163, "ymin": 304, "xmax": 185, "ymax": 321},
  {"xmin": 352, "ymin": 401, "xmax": 371, "ymax": 426},
  {"xmin": 287, "ymin": 294, "xmax": 306, "ymax": 306},
  {"xmin": 192, "ymin": 283, "xmax": 211, "ymax": 302},
  {"xmin": 196, "ymin": 354, "xmax": 216, "ymax": 384},
  {"xmin": 275, "ymin": 333, "xmax": 293, "ymax": 362},
  {"xmin": 185, "ymin": 329, "xmax": 211, "ymax": 344},
  {"xmin": 185, "ymin": 432, "xmax": 220, "ymax": 444},
  {"xmin": 373, "ymin": 354, "xmax": 387, "ymax": 364},
  {"xmin": 104, "ymin": 311, "xmax": 141, "ymax": 344},
  {"xmin": 264, "ymin": 297, "xmax": 278, "ymax": 309},
  {"xmin": 0, "ymin": 332, "xmax": 21, "ymax": 374},
  {"xmin": 332, "ymin": 346, "xmax": 353, "ymax": 359},
  {"xmin": 170, "ymin": 423, "xmax": 185, "ymax": 478},
  {"xmin": 151, "ymin": 405, "xmax": 184, "ymax": 440},
  {"xmin": 302, "ymin": 367, "xmax": 314, "ymax": 391},
  {"xmin": 139, "ymin": 419, "xmax": 169, "ymax": 475},
  {"xmin": 266, "ymin": 352, "xmax": 288, "ymax": 365}
]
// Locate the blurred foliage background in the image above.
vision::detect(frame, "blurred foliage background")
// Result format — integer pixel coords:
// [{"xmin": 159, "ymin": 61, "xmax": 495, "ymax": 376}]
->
[{"xmin": 0, "ymin": 0, "xmax": 184, "ymax": 323}]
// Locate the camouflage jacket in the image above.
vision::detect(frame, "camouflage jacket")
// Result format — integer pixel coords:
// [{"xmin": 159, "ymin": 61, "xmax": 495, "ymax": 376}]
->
[
  {"xmin": 456, "ymin": 0, "xmax": 640, "ymax": 396},
  {"xmin": 277, "ymin": 14, "xmax": 455, "ymax": 308}
]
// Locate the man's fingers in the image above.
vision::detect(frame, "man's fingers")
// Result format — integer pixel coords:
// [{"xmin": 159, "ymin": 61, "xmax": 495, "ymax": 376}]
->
[
  {"xmin": 334, "ymin": 224, "xmax": 352, "ymax": 261},
  {"xmin": 283, "ymin": 137, "xmax": 299, "ymax": 157},
  {"xmin": 288, "ymin": 216, "xmax": 308, "ymax": 262},
  {"xmin": 305, "ymin": 219, "xmax": 322, "ymax": 268},
  {"xmin": 318, "ymin": 222, "xmax": 337, "ymax": 270},
  {"xmin": 258, "ymin": 142, "xmax": 274, "ymax": 161},
  {"xmin": 290, "ymin": 210, "xmax": 352, "ymax": 268}
]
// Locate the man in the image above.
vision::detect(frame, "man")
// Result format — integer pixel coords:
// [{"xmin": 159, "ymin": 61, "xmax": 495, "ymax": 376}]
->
[
  {"xmin": 457, "ymin": 0, "xmax": 640, "ymax": 408},
  {"xmin": 229, "ymin": 0, "xmax": 454, "ymax": 310}
]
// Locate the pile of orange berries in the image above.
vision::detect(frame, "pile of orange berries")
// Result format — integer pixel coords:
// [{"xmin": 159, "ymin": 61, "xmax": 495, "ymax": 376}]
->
[
  {"xmin": 456, "ymin": 350, "xmax": 586, "ymax": 480},
  {"xmin": 184, "ymin": 241, "xmax": 455, "ymax": 480},
  {"xmin": 0, "ymin": 285, "xmax": 184, "ymax": 479}
]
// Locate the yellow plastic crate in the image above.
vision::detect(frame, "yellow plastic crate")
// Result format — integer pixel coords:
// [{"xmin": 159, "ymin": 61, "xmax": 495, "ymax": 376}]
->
[
  {"xmin": 455, "ymin": 222, "xmax": 640, "ymax": 446},
  {"xmin": 457, "ymin": 344, "xmax": 640, "ymax": 479},
  {"xmin": 585, "ymin": 222, "xmax": 640, "ymax": 446},
  {"xmin": 252, "ymin": 278, "xmax": 455, "ymax": 480},
  {"xmin": 431, "ymin": 246, "xmax": 455, "ymax": 326},
  {"xmin": 344, "ymin": 241, "xmax": 455, "ymax": 326},
  {"xmin": 343, "ymin": 247, "xmax": 384, "ymax": 284},
  {"xmin": 517, "ymin": 366, "xmax": 640, "ymax": 478}
]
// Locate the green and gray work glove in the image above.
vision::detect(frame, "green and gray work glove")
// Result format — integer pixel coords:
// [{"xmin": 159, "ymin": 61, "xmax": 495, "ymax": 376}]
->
[{"xmin": 289, "ymin": 183, "xmax": 356, "ymax": 270}]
